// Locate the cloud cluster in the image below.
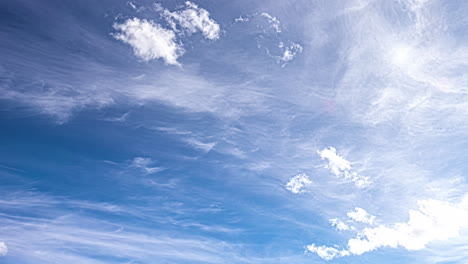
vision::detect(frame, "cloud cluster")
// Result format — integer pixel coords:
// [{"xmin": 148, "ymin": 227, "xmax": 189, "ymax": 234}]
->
[
  {"xmin": 347, "ymin": 207, "xmax": 375, "ymax": 225},
  {"xmin": 306, "ymin": 244, "xmax": 349, "ymax": 261},
  {"xmin": 278, "ymin": 42, "xmax": 303, "ymax": 64},
  {"xmin": 309, "ymin": 198, "xmax": 468, "ymax": 260},
  {"xmin": 114, "ymin": 2, "xmax": 220, "ymax": 65},
  {"xmin": 329, "ymin": 218, "xmax": 351, "ymax": 231},
  {"xmin": 260, "ymin": 13, "xmax": 281, "ymax": 33},
  {"xmin": 235, "ymin": 12, "xmax": 302, "ymax": 66},
  {"xmin": 285, "ymin": 173, "xmax": 312, "ymax": 194},
  {"xmin": 329, "ymin": 207, "xmax": 375, "ymax": 231},
  {"xmin": 318, "ymin": 147, "xmax": 369, "ymax": 188},
  {"xmin": 163, "ymin": 1, "xmax": 220, "ymax": 40}
]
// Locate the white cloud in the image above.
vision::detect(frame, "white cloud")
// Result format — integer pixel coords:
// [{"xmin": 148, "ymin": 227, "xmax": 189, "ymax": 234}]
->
[
  {"xmin": 306, "ymin": 244, "xmax": 349, "ymax": 261},
  {"xmin": 329, "ymin": 218, "xmax": 351, "ymax": 231},
  {"xmin": 234, "ymin": 16, "xmax": 249, "ymax": 22},
  {"xmin": 308, "ymin": 199, "xmax": 468, "ymax": 260},
  {"xmin": 285, "ymin": 173, "xmax": 312, "ymax": 194},
  {"xmin": 279, "ymin": 42, "xmax": 303, "ymax": 63},
  {"xmin": 130, "ymin": 157, "xmax": 162, "ymax": 174},
  {"xmin": 347, "ymin": 207, "xmax": 375, "ymax": 225},
  {"xmin": 0, "ymin": 242, "xmax": 7, "ymax": 256},
  {"xmin": 318, "ymin": 147, "xmax": 370, "ymax": 187},
  {"xmin": 163, "ymin": 1, "xmax": 220, "ymax": 40},
  {"xmin": 261, "ymin": 13, "xmax": 281, "ymax": 33},
  {"xmin": 113, "ymin": 18, "xmax": 184, "ymax": 65},
  {"xmin": 347, "ymin": 199, "xmax": 468, "ymax": 255}
]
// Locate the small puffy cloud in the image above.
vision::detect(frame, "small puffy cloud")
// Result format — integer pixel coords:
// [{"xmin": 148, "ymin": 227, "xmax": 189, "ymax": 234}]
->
[
  {"xmin": 163, "ymin": 1, "xmax": 220, "ymax": 40},
  {"xmin": 113, "ymin": 18, "xmax": 184, "ymax": 65},
  {"xmin": 318, "ymin": 147, "xmax": 370, "ymax": 188},
  {"xmin": 285, "ymin": 173, "xmax": 312, "ymax": 194},
  {"xmin": 347, "ymin": 199, "xmax": 468, "ymax": 255},
  {"xmin": 0, "ymin": 242, "xmax": 7, "ymax": 256},
  {"xmin": 318, "ymin": 147, "xmax": 351, "ymax": 174},
  {"xmin": 329, "ymin": 218, "xmax": 352, "ymax": 231},
  {"xmin": 234, "ymin": 16, "xmax": 249, "ymax": 22},
  {"xmin": 261, "ymin": 13, "xmax": 281, "ymax": 33},
  {"xmin": 279, "ymin": 42, "xmax": 303, "ymax": 63},
  {"xmin": 347, "ymin": 207, "xmax": 375, "ymax": 225},
  {"xmin": 130, "ymin": 157, "xmax": 162, "ymax": 174},
  {"xmin": 308, "ymin": 199, "xmax": 468, "ymax": 260},
  {"xmin": 306, "ymin": 244, "xmax": 349, "ymax": 261}
]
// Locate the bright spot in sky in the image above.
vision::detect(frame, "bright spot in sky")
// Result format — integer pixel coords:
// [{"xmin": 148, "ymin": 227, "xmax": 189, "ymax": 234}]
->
[{"xmin": 390, "ymin": 44, "xmax": 412, "ymax": 66}]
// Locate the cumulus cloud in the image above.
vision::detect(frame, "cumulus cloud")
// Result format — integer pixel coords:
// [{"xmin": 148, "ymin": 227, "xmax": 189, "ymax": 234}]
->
[
  {"xmin": 318, "ymin": 147, "xmax": 369, "ymax": 187},
  {"xmin": 329, "ymin": 218, "xmax": 352, "ymax": 231},
  {"xmin": 0, "ymin": 242, "xmax": 7, "ymax": 256},
  {"xmin": 306, "ymin": 244, "xmax": 349, "ymax": 261},
  {"xmin": 163, "ymin": 1, "xmax": 220, "ymax": 40},
  {"xmin": 130, "ymin": 157, "xmax": 162, "ymax": 174},
  {"xmin": 347, "ymin": 207, "xmax": 375, "ymax": 225},
  {"xmin": 308, "ymin": 199, "xmax": 468, "ymax": 260},
  {"xmin": 113, "ymin": 18, "xmax": 184, "ymax": 65},
  {"xmin": 285, "ymin": 173, "xmax": 312, "ymax": 194}
]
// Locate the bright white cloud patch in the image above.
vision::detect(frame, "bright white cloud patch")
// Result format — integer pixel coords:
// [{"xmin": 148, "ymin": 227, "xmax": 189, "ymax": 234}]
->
[
  {"xmin": 285, "ymin": 173, "xmax": 312, "ymax": 194},
  {"xmin": 306, "ymin": 244, "xmax": 349, "ymax": 261},
  {"xmin": 113, "ymin": 18, "xmax": 184, "ymax": 65},
  {"xmin": 309, "ymin": 199, "xmax": 468, "ymax": 260},
  {"xmin": 318, "ymin": 147, "xmax": 369, "ymax": 187},
  {"xmin": 0, "ymin": 242, "xmax": 7, "ymax": 256},
  {"xmin": 130, "ymin": 157, "xmax": 162, "ymax": 174},
  {"xmin": 163, "ymin": 1, "xmax": 220, "ymax": 40},
  {"xmin": 347, "ymin": 207, "xmax": 375, "ymax": 225},
  {"xmin": 329, "ymin": 218, "xmax": 351, "ymax": 231}
]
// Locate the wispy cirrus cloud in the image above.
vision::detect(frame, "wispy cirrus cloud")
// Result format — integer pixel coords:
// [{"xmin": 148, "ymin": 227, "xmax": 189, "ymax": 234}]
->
[
  {"xmin": 129, "ymin": 157, "xmax": 162, "ymax": 174},
  {"xmin": 0, "ymin": 191, "xmax": 243, "ymax": 264}
]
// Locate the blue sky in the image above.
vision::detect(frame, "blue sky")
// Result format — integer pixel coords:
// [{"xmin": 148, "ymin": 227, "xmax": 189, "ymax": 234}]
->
[{"xmin": 1, "ymin": 0, "xmax": 468, "ymax": 263}]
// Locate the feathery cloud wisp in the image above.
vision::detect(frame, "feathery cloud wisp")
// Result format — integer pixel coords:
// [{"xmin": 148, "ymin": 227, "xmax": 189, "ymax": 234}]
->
[{"xmin": 130, "ymin": 157, "xmax": 162, "ymax": 174}]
